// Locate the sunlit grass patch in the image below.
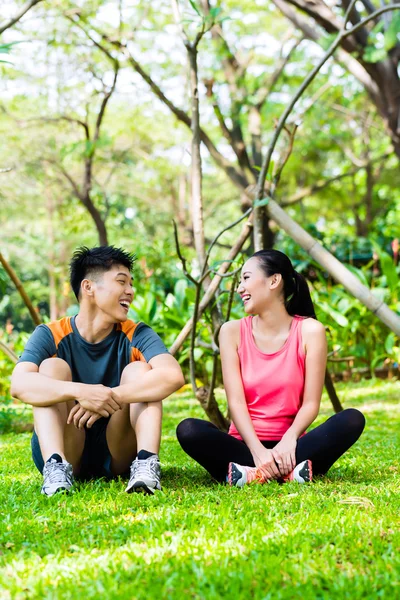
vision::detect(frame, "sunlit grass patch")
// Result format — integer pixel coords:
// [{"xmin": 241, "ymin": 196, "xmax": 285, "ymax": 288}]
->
[{"xmin": 0, "ymin": 379, "xmax": 399, "ymax": 599}]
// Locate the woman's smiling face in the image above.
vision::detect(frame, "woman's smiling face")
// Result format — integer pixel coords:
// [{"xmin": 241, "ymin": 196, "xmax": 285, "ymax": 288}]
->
[
  {"xmin": 237, "ymin": 257, "xmax": 284, "ymax": 314},
  {"xmin": 237, "ymin": 257, "xmax": 269, "ymax": 313}
]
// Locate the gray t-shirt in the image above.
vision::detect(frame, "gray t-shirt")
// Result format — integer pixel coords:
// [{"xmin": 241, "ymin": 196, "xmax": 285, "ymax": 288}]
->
[{"xmin": 19, "ymin": 316, "xmax": 169, "ymax": 387}]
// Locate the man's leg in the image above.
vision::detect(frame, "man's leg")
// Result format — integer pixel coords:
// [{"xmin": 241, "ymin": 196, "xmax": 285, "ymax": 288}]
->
[
  {"xmin": 33, "ymin": 358, "xmax": 85, "ymax": 495},
  {"xmin": 106, "ymin": 361, "xmax": 162, "ymax": 493}
]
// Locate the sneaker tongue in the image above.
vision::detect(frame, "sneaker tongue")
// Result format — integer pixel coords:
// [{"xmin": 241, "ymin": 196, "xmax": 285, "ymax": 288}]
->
[{"xmin": 47, "ymin": 453, "xmax": 63, "ymax": 464}]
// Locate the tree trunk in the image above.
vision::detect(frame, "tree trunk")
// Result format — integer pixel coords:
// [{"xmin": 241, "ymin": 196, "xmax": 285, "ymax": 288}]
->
[
  {"xmin": 187, "ymin": 46, "xmax": 206, "ymax": 270},
  {"xmin": 82, "ymin": 193, "xmax": 108, "ymax": 246},
  {"xmin": 0, "ymin": 253, "xmax": 41, "ymax": 326},
  {"xmin": 46, "ymin": 190, "xmax": 58, "ymax": 320},
  {"xmin": 195, "ymin": 386, "xmax": 230, "ymax": 431},
  {"xmin": 324, "ymin": 369, "xmax": 343, "ymax": 413}
]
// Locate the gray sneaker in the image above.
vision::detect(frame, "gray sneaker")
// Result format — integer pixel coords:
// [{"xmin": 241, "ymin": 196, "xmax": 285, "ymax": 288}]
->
[
  {"xmin": 125, "ymin": 454, "xmax": 161, "ymax": 495},
  {"xmin": 41, "ymin": 454, "xmax": 74, "ymax": 496}
]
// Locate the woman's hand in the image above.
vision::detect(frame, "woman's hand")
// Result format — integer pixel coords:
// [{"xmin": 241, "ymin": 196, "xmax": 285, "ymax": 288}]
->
[
  {"xmin": 252, "ymin": 446, "xmax": 281, "ymax": 480},
  {"xmin": 271, "ymin": 432, "xmax": 297, "ymax": 476}
]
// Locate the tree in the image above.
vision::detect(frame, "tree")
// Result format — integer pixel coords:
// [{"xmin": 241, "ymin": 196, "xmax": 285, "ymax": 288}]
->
[
  {"xmin": 0, "ymin": 0, "xmax": 44, "ymax": 35},
  {"xmin": 271, "ymin": 0, "xmax": 400, "ymax": 158}
]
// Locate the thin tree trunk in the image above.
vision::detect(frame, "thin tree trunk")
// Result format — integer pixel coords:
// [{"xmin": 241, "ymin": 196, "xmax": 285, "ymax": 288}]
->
[
  {"xmin": 0, "ymin": 340, "xmax": 18, "ymax": 363},
  {"xmin": 324, "ymin": 369, "xmax": 343, "ymax": 412},
  {"xmin": 0, "ymin": 253, "xmax": 41, "ymax": 326},
  {"xmin": 187, "ymin": 46, "xmax": 206, "ymax": 270},
  {"xmin": 46, "ymin": 190, "xmax": 58, "ymax": 320},
  {"xmin": 82, "ymin": 194, "xmax": 109, "ymax": 246}
]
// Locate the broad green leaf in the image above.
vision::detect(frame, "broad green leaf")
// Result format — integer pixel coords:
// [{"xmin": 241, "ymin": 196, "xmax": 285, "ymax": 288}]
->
[
  {"xmin": 318, "ymin": 301, "xmax": 349, "ymax": 327},
  {"xmin": 209, "ymin": 7, "xmax": 222, "ymax": 19},
  {"xmin": 384, "ymin": 332, "xmax": 396, "ymax": 354},
  {"xmin": 188, "ymin": 0, "xmax": 201, "ymax": 16},
  {"xmin": 371, "ymin": 241, "xmax": 399, "ymax": 293},
  {"xmin": 343, "ymin": 263, "xmax": 369, "ymax": 288}
]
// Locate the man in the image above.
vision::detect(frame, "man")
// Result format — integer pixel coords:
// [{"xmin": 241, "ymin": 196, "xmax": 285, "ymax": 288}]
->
[{"xmin": 11, "ymin": 246, "xmax": 184, "ymax": 496}]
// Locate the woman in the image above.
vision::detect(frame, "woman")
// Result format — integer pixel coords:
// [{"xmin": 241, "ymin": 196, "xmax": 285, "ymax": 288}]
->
[{"xmin": 177, "ymin": 250, "xmax": 365, "ymax": 487}]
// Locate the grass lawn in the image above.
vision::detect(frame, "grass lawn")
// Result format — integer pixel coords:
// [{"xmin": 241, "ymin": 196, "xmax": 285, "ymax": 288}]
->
[{"xmin": 0, "ymin": 379, "xmax": 399, "ymax": 599}]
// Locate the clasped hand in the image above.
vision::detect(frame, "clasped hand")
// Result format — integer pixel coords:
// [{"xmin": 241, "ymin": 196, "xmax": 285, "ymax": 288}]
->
[
  {"xmin": 271, "ymin": 434, "xmax": 297, "ymax": 477},
  {"xmin": 67, "ymin": 384, "xmax": 122, "ymax": 430},
  {"xmin": 254, "ymin": 434, "xmax": 297, "ymax": 480}
]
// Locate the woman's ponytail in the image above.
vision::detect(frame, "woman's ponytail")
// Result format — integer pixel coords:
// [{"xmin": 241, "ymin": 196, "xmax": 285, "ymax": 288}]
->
[
  {"xmin": 252, "ymin": 250, "xmax": 317, "ymax": 318},
  {"xmin": 285, "ymin": 271, "xmax": 316, "ymax": 318}
]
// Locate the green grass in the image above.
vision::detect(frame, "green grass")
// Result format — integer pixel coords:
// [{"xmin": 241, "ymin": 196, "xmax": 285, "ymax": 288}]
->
[{"xmin": 0, "ymin": 380, "xmax": 399, "ymax": 599}]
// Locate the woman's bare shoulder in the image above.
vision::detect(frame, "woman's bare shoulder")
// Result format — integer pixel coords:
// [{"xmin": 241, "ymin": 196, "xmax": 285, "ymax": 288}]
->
[
  {"xmin": 301, "ymin": 318, "xmax": 326, "ymax": 343},
  {"xmin": 219, "ymin": 319, "xmax": 242, "ymax": 342}
]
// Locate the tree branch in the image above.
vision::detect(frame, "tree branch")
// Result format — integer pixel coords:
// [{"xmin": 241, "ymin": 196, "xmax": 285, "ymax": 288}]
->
[
  {"xmin": 0, "ymin": 340, "xmax": 18, "ymax": 363},
  {"xmin": 255, "ymin": 1, "xmax": 400, "ymax": 210},
  {"xmin": 0, "ymin": 252, "xmax": 41, "ymax": 326},
  {"xmin": 0, "ymin": 0, "xmax": 43, "ymax": 35},
  {"xmin": 281, "ymin": 152, "xmax": 392, "ymax": 206},
  {"xmin": 270, "ymin": 0, "xmax": 381, "ymax": 103},
  {"xmin": 72, "ymin": 17, "xmax": 250, "ymax": 192}
]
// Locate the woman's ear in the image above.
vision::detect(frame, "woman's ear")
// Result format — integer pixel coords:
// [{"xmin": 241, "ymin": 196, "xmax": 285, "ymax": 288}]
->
[{"xmin": 269, "ymin": 273, "xmax": 282, "ymax": 289}]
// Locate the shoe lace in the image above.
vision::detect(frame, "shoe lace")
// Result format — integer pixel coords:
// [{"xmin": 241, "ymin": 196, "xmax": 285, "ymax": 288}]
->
[
  {"xmin": 44, "ymin": 462, "xmax": 72, "ymax": 485},
  {"xmin": 253, "ymin": 467, "xmax": 267, "ymax": 484},
  {"xmin": 131, "ymin": 457, "xmax": 159, "ymax": 479}
]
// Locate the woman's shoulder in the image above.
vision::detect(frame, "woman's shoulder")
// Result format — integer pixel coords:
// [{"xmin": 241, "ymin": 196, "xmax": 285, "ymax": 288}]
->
[
  {"xmin": 219, "ymin": 318, "xmax": 244, "ymax": 343},
  {"xmin": 299, "ymin": 317, "xmax": 326, "ymax": 341}
]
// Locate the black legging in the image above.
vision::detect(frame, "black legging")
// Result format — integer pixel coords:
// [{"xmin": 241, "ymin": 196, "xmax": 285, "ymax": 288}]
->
[{"xmin": 176, "ymin": 408, "xmax": 365, "ymax": 483}]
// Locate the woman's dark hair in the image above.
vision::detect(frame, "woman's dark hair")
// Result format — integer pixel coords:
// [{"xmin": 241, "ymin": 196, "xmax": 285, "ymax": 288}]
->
[
  {"xmin": 70, "ymin": 246, "xmax": 136, "ymax": 301},
  {"xmin": 252, "ymin": 249, "xmax": 316, "ymax": 318}
]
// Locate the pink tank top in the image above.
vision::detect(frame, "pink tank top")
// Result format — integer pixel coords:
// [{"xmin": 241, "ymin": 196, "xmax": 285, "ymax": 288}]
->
[{"xmin": 228, "ymin": 315, "xmax": 306, "ymax": 441}]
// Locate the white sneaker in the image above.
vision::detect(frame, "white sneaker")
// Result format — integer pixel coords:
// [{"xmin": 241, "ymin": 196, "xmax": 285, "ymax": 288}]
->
[
  {"xmin": 41, "ymin": 454, "xmax": 74, "ymax": 496},
  {"xmin": 125, "ymin": 454, "xmax": 161, "ymax": 495}
]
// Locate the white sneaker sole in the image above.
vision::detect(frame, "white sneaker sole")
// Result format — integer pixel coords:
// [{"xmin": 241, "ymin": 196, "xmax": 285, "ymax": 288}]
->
[
  {"xmin": 125, "ymin": 480, "xmax": 161, "ymax": 495},
  {"xmin": 41, "ymin": 484, "xmax": 72, "ymax": 497}
]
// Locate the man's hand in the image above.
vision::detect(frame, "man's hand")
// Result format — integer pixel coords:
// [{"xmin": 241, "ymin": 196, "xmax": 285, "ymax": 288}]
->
[
  {"xmin": 75, "ymin": 384, "xmax": 121, "ymax": 417},
  {"xmin": 271, "ymin": 432, "xmax": 297, "ymax": 476},
  {"xmin": 252, "ymin": 446, "xmax": 281, "ymax": 480},
  {"xmin": 67, "ymin": 405, "xmax": 102, "ymax": 429}
]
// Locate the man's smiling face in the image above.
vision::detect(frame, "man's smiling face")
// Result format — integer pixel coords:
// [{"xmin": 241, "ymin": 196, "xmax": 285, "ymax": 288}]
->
[{"xmin": 89, "ymin": 264, "xmax": 134, "ymax": 322}]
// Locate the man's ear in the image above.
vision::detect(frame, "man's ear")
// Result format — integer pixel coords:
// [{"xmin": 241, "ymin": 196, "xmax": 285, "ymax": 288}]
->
[
  {"xmin": 81, "ymin": 279, "xmax": 94, "ymax": 297},
  {"xmin": 270, "ymin": 273, "xmax": 282, "ymax": 289}
]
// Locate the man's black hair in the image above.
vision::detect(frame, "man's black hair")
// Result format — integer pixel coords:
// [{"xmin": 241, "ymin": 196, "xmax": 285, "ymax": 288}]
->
[{"xmin": 70, "ymin": 246, "xmax": 136, "ymax": 301}]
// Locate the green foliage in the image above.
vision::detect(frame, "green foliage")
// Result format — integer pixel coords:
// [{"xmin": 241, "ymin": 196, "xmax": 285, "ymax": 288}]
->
[
  {"xmin": 0, "ymin": 381, "xmax": 399, "ymax": 598},
  {"xmin": 383, "ymin": 12, "xmax": 400, "ymax": 51}
]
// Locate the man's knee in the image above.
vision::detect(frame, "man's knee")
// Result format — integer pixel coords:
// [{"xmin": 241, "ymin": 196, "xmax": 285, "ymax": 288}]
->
[
  {"xmin": 120, "ymin": 360, "xmax": 151, "ymax": 384},
  {"xmin": 39, "ymin": 358, "xmax": 72, "ymax": 381}
]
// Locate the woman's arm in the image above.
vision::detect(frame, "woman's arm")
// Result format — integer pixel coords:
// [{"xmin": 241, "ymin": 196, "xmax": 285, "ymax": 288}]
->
[
  {"xmin": 219, "ymin": 321, "xmax": 280, "ymax": 478},
  {"xmin": 272, "ymin": 318, "xmax": 327, "ymax": 475}
]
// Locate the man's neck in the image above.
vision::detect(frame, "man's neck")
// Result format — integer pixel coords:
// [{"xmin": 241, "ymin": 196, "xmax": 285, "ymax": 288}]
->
[{"xmin": 75, "ymin": 310, "xmax": 116, "ymax": 344}]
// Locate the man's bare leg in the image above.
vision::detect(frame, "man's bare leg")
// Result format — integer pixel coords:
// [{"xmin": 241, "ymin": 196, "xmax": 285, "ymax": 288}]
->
[
  {"xmin": 106, "ymin": 361, "xmax": 162, "ymax": 475},
  {"xmin": 34, "ymin": 358, "xmax": 85, "ymax": 474},
  {"xmin": 106, "ymin": 361, "xmax": 163, "ymax": 493}
]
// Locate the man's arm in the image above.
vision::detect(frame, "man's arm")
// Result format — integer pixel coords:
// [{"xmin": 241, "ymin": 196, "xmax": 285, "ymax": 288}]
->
[
  {"xmin": 11, "ymin": 362, "xmax": 120, "ymax": 416},
  {"xmin": 112, "ymin": 354, "xmax": 185, "ymax": 404},
  {"xmin": 11, "ymin": 362, "xmax": 82, "ymax": 406}
]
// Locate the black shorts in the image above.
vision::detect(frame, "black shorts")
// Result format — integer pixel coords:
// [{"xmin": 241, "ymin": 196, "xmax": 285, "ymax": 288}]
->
[{"xmin": 31, "ymin": 417, "xmax": 114, "ymax": 480}]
